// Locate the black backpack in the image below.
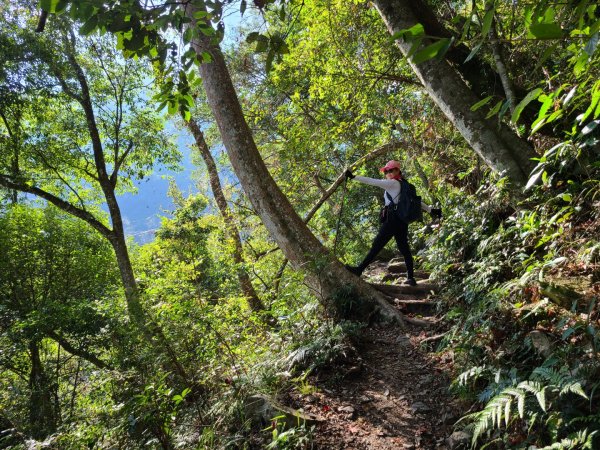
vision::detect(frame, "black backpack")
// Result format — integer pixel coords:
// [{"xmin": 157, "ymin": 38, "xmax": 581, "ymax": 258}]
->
[{"xmin": 385, "ymin": 179, "xmax": 423, "ymax": 223}]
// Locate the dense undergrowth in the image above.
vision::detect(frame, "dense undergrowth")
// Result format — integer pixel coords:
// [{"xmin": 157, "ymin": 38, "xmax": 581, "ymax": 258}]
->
[
  {"xmin": 3, "ymin": 160, "xmax": 598, "ymax": 449},
  {"xmin": 2, "ymin": 1, "xmax": 599, "ymax": 448},
  {"xmin": 0, "ymin": 204, "xmax": 351, "ymax": 449},
  {"xmin": 422, "ymin": 145, "xmax": 600, "ymax": 449}
]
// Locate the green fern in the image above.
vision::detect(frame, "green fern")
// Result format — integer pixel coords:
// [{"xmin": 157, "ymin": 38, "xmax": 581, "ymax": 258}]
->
[
  {"xmin": 568, "ymin": 413, "xmax": 600, "ymax": 426},
  {"xmin": 456, "ymin": 365, "xmax": 487, "ymax": 387},
  {"xmin": 532, "ymin": 367, "xmax": 589, "ymax": 400},
  {"xmin": 464, "ymin": 366, "xmax": 593, "ymax": 447},
  {"xmin": 536, "ymin": 429, "xmax": 597, "ymax": 449},
  {"xmin": 464, "ymin": 381, "xmax": 544, "ymax": 443}
]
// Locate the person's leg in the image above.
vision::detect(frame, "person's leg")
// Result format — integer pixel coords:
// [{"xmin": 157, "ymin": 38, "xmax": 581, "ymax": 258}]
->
[
  {"xmin": 393, "ymin": 220, "xmax": 415, "ymax": 281},
  {"xmin": 349, "ymin": 221, "xmax": 394, "ymax": 275}
]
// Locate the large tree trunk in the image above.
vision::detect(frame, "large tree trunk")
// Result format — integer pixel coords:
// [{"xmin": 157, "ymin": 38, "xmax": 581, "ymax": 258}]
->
[
  {"xmin": 373, "ymin": 0, "xmax": 537, "ymax": 189},
  {"xmin": 186, "ymin": 118, "xmax": 266, "ymax": 313},
  {"xmin": 184, "ymin": 5, "xmax": 404, "ymax": 324},
  {"xmin": 407, "ymin": 0, "xmax": 545, "ymax": 134}
]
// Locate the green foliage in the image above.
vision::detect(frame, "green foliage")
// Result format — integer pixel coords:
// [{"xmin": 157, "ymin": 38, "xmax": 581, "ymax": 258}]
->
[
  {"xmin": 537, "ymin": 429, "xmax": 598, "ymax": 450},
  {"xmin": 285, "ymin": 321, "xmax": 360, "ymax": 373},
  {"xmin": 0, "ymin": 204, "xmax": 119, "ymax": 341},
  {"xmin": 0, "ymin": 204, "xmax": 120, "ymax": 440},
  {"xmin": 390, "ymin": 22, "xmax": 453, "ymax": 65},
  {"xmin": 0, "ymin": 6, "xmax": 180, "ymax": 207},
  {"xmin": 462, "ymin": 364, "xmax": 591, "ymax": 446},
  {"xmin": 426, "ymin": 156, "xmax": 599, "ymax": 447},
  {"xmin": 265, "ymin": 420, "xmax": 314, "ymax": 449},
  {"xmin": 120, "ymin": 376, "xmax": 191, "ymax": 447},
  {"xmin": 437, "ymin": 0, "xmax": 600, "ymax": 140}
]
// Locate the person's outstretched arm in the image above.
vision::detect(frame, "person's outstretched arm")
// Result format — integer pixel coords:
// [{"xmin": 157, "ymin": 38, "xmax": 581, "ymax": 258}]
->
[{"xmin": 353, "ymin": 175, "xmax": 400, "ymax": 191}]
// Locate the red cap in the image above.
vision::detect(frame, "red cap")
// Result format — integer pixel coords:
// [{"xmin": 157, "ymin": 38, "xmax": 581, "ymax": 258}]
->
[{"xmin": 379, "ymin": 160, "xmax": 401, "ymax": 172}]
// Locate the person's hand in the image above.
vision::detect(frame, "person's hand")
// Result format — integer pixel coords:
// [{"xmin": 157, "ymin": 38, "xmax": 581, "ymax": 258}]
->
[
  {"xmin": 344, "ymin": 169, "xmax": 355, "ymax": 180},
  {"xmin": 430, "ymin": 208, "xmax": 442, "ymax": 220}
]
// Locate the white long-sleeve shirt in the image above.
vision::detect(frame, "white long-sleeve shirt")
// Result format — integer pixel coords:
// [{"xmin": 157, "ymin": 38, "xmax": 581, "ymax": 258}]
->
[{"xmin": 354, "ymin": 175, "xmax": 432, "ymax": 213}]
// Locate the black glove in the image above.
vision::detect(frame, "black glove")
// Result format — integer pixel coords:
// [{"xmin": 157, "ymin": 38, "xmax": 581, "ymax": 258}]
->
[
  {"xmin": 344, "ymin": 169, "xmax": 355, "ymax": 180},
  {"xmin": 430, "ymin": 208, "xmax": 442, "ymax": 220}
]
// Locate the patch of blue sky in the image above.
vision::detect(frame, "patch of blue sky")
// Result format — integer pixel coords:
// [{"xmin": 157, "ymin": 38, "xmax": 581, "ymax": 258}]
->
[{"xmin": 117, "ymin": 2, "xmax": 259, "ymax": 243}]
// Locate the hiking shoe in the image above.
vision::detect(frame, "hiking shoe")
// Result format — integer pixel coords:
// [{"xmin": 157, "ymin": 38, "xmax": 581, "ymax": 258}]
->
[
  {"xmin": 345, "ymin": 265, "xmax": 363, "ymax": 276},
  {"xmin": 403, "ymin": 277, "xmax": 417, "ymax": 286}
]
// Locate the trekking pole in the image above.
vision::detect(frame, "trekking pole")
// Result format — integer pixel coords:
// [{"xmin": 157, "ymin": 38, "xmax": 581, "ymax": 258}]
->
[{"xmin": 332, "ymin": 176, "xmax": 348, "ymax": 256}]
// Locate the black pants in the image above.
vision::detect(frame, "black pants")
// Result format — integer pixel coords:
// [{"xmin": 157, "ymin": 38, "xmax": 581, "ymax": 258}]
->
[{"xmin": 358, "ymin": 211, "xmax": 414, "ymax": 278}]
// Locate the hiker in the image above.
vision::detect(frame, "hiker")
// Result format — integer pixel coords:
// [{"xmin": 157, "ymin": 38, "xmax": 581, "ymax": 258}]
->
[{"xmin": 344, "ymin": 160, "xmax": 441, "ymax": 286}]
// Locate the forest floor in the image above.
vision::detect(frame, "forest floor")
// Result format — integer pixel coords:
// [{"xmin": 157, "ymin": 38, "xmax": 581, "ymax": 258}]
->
[{"xmin": 281, "ymin": 260, "xmax": 469, "ymax": 449}]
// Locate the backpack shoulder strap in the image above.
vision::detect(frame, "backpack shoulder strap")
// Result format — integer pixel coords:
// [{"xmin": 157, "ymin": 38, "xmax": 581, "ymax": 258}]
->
[
  {"xmin": 385, "ymin": 191, "xmax": 394, "ymax": 204},
  {"xmin": 385, "ymin": 180, "xmax": 402, "ymax": 204}
]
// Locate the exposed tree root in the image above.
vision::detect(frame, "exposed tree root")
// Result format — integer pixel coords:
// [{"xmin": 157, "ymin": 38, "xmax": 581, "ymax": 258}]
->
[
  {"xmin": 368, "ymin": 288, "xmax": 407, "ymax": 328},
  {"xmin": 421, "ymin": 332, "xmax": 447, "ymax": 344},
  {"xmin": 369, "ymin": 282, "xmax": 438, "ymax": 297},
  {"xmin": 404, "ymin": 316, "xmax": 437, "ymax": 327}
]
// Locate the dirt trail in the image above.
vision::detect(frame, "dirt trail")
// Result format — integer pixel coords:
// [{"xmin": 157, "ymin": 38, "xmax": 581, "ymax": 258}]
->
[{"xmin": 286, "ymin": 260, "xmax": 466, "ymax": 449}]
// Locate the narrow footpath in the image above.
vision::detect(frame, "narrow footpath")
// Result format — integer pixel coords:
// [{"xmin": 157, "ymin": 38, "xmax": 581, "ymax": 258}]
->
[{"xmin": 284, "ymin": 259, "xmax": 468, "ymax": 449}]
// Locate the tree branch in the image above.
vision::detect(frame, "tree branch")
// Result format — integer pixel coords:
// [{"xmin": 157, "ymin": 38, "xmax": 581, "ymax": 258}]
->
[
  {"xmin": 0, "ymin": 174, "xmax": 113, "ymax": 240},
  {"xmin": 46, "ymin": 330, "xmax": 113, "ymax": 370},
  {"xmin": 111, "ymin": 140, "xmax": 134, "ymax": 186},
  {"xmin": 31, "ymin": 147, "xmax": 88, "ymax": 210},
  {"xmin": 303, "ymin": 140, "xmax": 407, "ymax": 224},
  {"xmin": 490, "ymin": 19, "xmax": 517, "ymax": 115}
]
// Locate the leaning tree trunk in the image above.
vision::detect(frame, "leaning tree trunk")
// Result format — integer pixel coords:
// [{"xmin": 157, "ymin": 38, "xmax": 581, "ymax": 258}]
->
[
  {"xmin": 184, "ymin": 5, "xmax": 404, "ymax": 324},
  {"xmin": 373, "ymin": 0, "xmax": 537, "ymax": 189},
  {"xmin": 186, "ymin": 118, "xmax": 266, "ymax": 313}
]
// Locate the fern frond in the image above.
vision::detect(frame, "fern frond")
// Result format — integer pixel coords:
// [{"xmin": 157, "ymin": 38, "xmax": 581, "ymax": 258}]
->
[
  {"xmin": 464, "ymin": 364, "xmax": 596, "ymax": 448},
  {"xmin": 567, "ymin": 413, "xmax": 600, "ymax": 426},
  {"xmin": 536, "ymin": 429, "xmax": 597, "ymax": 449},
  {"xmin": 504, "ymin": 398, "xmax": 512, "ymax": 426},
  {"xmin": 559, "ymin": 382, "xmax": 589, "ymax": 400},
  {"xmin": 533, "ymin": 367, "xmax": 565, "ymax": 385},
  {"xmin": 518, "ymin": 380, "xmax": 547, "ymax": 411},
  {"xmin": 466, "ymin": 390, "xmax": 523, "ymax": 446},
  {"xmin": 502, "ymin": 387, "xmax": 526, "ymax": 418},
  {"xmin": 533, "ymin": 366, "xmax": 590, "ymax": 400},
  {"xmin": 518, "ymin": 380, "xmax": 543, "ymax": 394},
  {"xmin": 471, "ymin": 412, "xmax": 490, "ymax": 445},
  {"xmin": 457, "ymin": 365, "xmax": 486, "ymax": 387}
]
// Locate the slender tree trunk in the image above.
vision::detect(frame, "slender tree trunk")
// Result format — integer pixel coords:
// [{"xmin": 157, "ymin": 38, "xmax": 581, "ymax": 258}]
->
[
  {"xmin": 373, "ymin": 0, "xmax": 537, "ymax": 189},
  {"xmin": 0, "ymin": 110, "xmax": 21, "ymax": 204},
  {"xmin": 49, "ymin": 34, "xmax": 150, "ymax": 332},
  {"xmin": 105, "ymin": 203, "xmax": 146, "ymax": 324},
  {"xmin": 69, "ymin": 359, "xmax": 80, "ymax": 419},
  {"xmin": 184, "ymin": 5, "xmax": 404, "ymax": 324},
  {"xmin": 28, "ymin": 341, "xmax": 56, "ymax": 439},
  {"xmin": 489, "ymin": 20, "xmax": 517, "ymax": 115},
  {"xmin": 107, "ymin": 208, "xmax": 191, "ymax": 382},
  {"xmin": 186, "ymin": 118, "xmax": 266, "ymax": 312},
  {"xmin": 54, "ymin": 31, "xmax": 191, "ymax": 384}
]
